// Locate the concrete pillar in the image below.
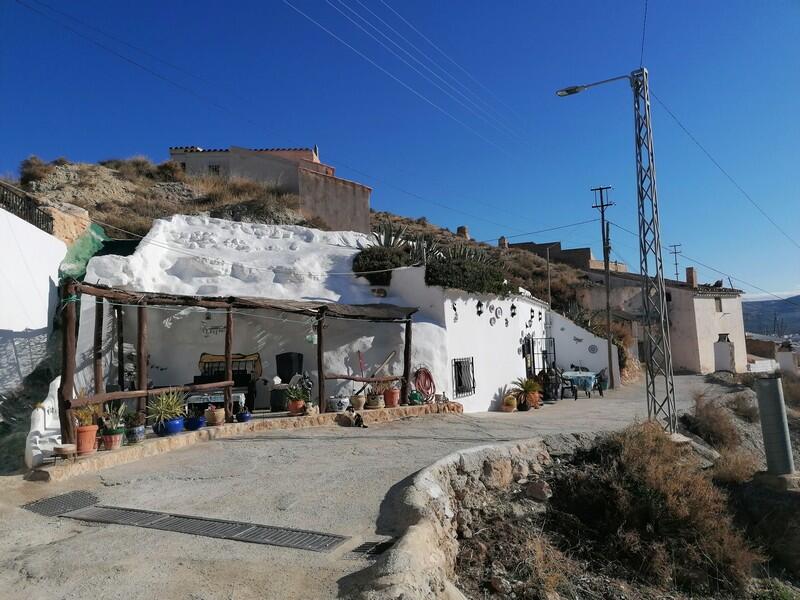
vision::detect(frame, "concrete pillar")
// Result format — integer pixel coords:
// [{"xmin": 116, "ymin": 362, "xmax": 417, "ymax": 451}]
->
[
  {"xmin": 755, "ymin": 377, "xmax": 795, "ymax": 476},
  {"xmin": 686, "ymin": 267, "xmax": 698, "ymax": 288},
  {"xmin": 777, "ymin": 350, "xmax": 798, "ymax": 375},
  {"xmin": 713, "ymin": 334, "xmax": 735, "ymax": 372}
]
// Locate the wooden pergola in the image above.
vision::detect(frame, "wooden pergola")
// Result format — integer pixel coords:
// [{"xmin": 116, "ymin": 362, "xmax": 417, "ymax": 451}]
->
[{"xmin": 58, "ymin": 280, "xmax": 418, "ymax": 444}]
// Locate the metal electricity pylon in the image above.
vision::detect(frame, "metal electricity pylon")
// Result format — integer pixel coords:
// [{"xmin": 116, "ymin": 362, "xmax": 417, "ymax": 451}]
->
[
  {"xmin": 630, "ymin": 68, "xmax": 676, "ymax": 432},
  {"xmin": 556, "ymin": 67, "xmax": 676, "ymax": 432}
]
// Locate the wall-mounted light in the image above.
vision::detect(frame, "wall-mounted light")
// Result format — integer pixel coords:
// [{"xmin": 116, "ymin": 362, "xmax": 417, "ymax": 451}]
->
[
  {"xmin": 452, "ymin": 302, "xmax": 458, "ymax": 323},
  {"xmin": 510, "ymin": 303, "xmax": 517, "ymax": 318},
  {"xmin": 538, "ymin": 310, "xmax": 543, "ymax": 321},
  {"xmin": 476, "ymin": 301, "xmax": 484, "ymax": 316},
  {"xmin": 530, "ymin": 308, "xmax": 535, "ymax": 320}
]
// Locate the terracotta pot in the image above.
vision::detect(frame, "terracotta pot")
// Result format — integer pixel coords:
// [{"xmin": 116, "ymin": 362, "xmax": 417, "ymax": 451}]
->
[
  {"xmin": 501, "ymin": 404, "xmax": 516, "ymax": 412},
  {"xmin": 287, "ymin": 400, "xmax": 306, "ymax": 415},
  {"xmin": 366, "ymin": 394, "xmax": 384, "ymax": 409},
  {"xmin": 527, "ymin": 391, "xmax": 542, "ymax": 409},
  {"xmin": 383, "ymin": 388, "xmax": 400, "ymax": 408},
  {"xmin": 350, "ymin": 394, "xmax": 366, "ymax": 411},
  {"xmin": 205, "ymin": 407, "xmax": 226, "ymax": 426},
  {"xmin": 76, "ymin": 424, "xmax": 99, "ymax": 456},
  {"xmin": 102, "ymin": 429, "xmax": 124, "ymax": 451}
]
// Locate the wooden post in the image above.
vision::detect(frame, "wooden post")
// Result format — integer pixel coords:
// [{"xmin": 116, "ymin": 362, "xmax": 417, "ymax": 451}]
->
[
  {"xmin": 57, "ymin": 281, "xmax": 78, "ymax": 444},
  {"xmin": 401, "ymin": 318, "xmax": 412, "ymax": 404},
  {"xmin": 317, "ymin": 311, "xmax": 326, "ymax": 413},
  {"xmin": 93, "ymin": 298, "xmax": 105, "ymax": 395},
  {"xmin": 224, "ymin": 307, "xmax": 233, "ymax": 421},
  {"xmin": 116, "ymin": 305, "xmax": 125, "ymax": 391},
  {"xmin": 137, "ymin": 303, "xmax": 148, "ymax": 413}
]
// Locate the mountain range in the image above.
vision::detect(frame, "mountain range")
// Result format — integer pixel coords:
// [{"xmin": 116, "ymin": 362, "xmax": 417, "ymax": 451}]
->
[{"xmin": 742, "ymin": 295, "xmax": 800, "ymax": 335}]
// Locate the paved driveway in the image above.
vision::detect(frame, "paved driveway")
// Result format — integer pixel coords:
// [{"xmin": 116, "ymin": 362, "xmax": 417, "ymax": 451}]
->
[{"xmin": 0, "ymin": 375, "xmax": 711, "ymax": 599}]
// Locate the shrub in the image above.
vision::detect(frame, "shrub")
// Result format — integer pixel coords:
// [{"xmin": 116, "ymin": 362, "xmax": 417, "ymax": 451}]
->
[
  {"xmin": 782, "ymin": 372, "xmax": 800, "ymax": 408},
  {"xmin": 713, "ymin": 448, "xmax": 758, "ymax": 483},
  {"xmin": 550, "ymin": 422, "xmax": 761, "ymax": 593},
  {"xmin": 683, "ymin": 392, "xmax": 741, "ymax": 448},
  {"xmin": 352, "ymin": 246, "xmax": 410, "ymax": 286},
  {"xmin": 100, "ymin": 156, "xmax": 186, "ymax": 183},
  {"xmin": 19, "ymin": 155, "xmax": 55, "ymax": 187},
  {"xmin": 425, "ymin": 255, "xmax": 509, "ymax": 294},
  {"xmin": 727, "ymin": 392, "xmax": 759, "ymax": 423}
]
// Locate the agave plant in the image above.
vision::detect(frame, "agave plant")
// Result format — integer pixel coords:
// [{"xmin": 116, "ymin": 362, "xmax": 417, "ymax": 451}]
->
[
  {"xmin": 407, "ymin": 234, "xmax": 444, "ymax": 264},
  {"xmin": 445, "ymin": 243, "xmax": 490, "ymax": 264},
  {"xmin": 147, "ymin": 389, "xmax": 186, "ymax": 424},
  {"xmin": 370, "ymin": 219, "xmax": 407, "ymax": 248}
]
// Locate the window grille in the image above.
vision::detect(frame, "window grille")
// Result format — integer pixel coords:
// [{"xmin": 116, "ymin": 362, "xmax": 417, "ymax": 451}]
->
[{"xmin": 452, "ymin": 357, "xmax": 475, "ymax": 398}]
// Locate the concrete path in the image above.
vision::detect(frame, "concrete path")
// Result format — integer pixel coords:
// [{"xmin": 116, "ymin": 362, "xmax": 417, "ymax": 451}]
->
[{"xmin": 0, "ymin": 375, "xmax": 713, "ymax": 600}]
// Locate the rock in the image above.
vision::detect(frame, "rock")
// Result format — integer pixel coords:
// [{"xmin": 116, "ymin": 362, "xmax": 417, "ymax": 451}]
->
[
  {"xmin": 481, "ymin": 457, "xmax": 513, "ymax": 489},
  {"xmin": 490, "ymin": 575, "xmax": 511, "ymax": 595},
  {"xmin": 525, "ymin": 480, "xmax": 553, "ymax": 502}
]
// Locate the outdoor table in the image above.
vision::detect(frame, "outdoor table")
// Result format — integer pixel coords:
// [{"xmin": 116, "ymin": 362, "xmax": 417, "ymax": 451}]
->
[
  {"xmin": 185, "ymin": 391, "xmax": 246, "ymax": 409},
  {"xmin": 561, "ymin": 371, "xmax": 598, "ymax": 397}
]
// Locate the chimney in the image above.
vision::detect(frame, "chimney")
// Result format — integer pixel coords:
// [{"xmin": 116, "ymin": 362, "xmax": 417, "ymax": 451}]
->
[
  {"xmin": 456, "ymin": 225, "xmax": 470, "ymax": 240},
  {"xmin": 686, "ymin": 267, "xmax": 698, "ymax": 288},
  {"xmin": 498, "ymin": 236, "xmax": 509, "ymax": 249}
]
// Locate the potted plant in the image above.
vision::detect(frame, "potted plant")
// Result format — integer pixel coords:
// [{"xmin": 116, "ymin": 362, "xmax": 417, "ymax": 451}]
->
[
  {"xmin": 235, "ymin": 406, "xmax": 253, "ymax": 422},
  {"xmin": 147, "ymin": 389, "xmax": 186, "ymax": 436},
  {"xmin": 124, "ymin": 410, "xmax": 146, "ymax": 444},
  {"xmin": 378, "ymin": 381, "xmax": 401, "ymax": 408},
  {"xmin": 185, "ymin": 405, "xmax": 207, "ymax": 430},
  {"xmin": 501, "ymin": 394, "xmax": 517, "ymax": 412},
  {"xmin": 74, "ymin": 406, "xmax": 99, "ymax": 456},
  {"xmin": 510, "ymin": 378, "xmax": 542, "ymax": 411},
  {"xmin": 366, "ymin": 384, "xmax": 385, "ymax": 409},
  {"xmin": 286, "ymin": 384, "xmax": 308, "ymax": 415},
  {"xmin": 100, "ymin": 403, "xmax": 126, "ymax": 450},
  {"xmin": 205, "ymin": 403, "xmax": 226, "ymax": 426},
  {"xmin": 350, "ymin": 391, "xmax": 366, "ymax": 411}
]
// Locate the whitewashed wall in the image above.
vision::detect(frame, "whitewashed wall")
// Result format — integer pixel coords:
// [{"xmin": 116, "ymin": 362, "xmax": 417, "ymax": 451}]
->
[
  {"xmin": 0, "ymin": 208, "xmax": 66, "ymax": 394},
  {"xmin": 548, "ymin": 312, "xmax": 620, "ymax": 383},
  {"xmin": 443, "ymin": 292, "xmax": 548, "ymax": 412}
]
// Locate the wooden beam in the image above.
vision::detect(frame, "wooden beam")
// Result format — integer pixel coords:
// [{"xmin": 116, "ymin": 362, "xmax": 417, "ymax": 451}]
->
[
  {"xmin": 70, "ymin": 380, "xmax": 235, "ymax": 408},
  {"xmin": 57, "ymin": 280, "xmax": 78, "ymax": 444},
  {"xmin": 401, "ymin": 318, "xmax": 412, "ymax": 405},
  {"xmin": 115, "ymin": 305, "xmax": 125, "ymax": 391},
  {"xmin": 137, "ymin": 304, "xmax": 148, "ymax": 413},
  {"xmin": 93, "ymin": 298, "xmax": 105, "ymax": 395},
  {"xmin": 317, "ymin": 312, "xmax": 326, "ymax": 412},
  {"xmin": 224, "ymin": 307, "xmax": 233, "ymax": 421},
  {"xmin": 324, "ymin": 374, "xmax": 401, "ymax": 383}
]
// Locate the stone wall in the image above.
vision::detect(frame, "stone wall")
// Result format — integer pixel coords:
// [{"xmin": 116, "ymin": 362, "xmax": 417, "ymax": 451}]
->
[
  {"xmin": 351, "ymin": 438, "xmax": 555, "ymax": 599},
  {"xmin": 41, "ymin": 202, "xmax": 91, "ymax": 246}
]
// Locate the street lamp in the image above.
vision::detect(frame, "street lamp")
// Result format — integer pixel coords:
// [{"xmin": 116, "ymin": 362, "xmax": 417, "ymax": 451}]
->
[{"xmin": 555, "ymin": 67, "xmax": 677, "ymax": 433}]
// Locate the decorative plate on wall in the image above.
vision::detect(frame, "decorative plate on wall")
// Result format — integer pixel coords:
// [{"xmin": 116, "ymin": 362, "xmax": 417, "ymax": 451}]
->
[
  {"xmin": 490, "ymin": 317, "xmax": 497, "ymax": 326},
  {"xmin": 588, "ymin": 344, "xmax": 599, "ymax": 354},
  {"xmin": 495, "ymin": 306, "xmax": 503, "ymax": 318}
]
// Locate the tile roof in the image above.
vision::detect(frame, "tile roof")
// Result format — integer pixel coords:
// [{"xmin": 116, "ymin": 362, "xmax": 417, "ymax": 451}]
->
[{"xmin": 169, "ymin": 146, "xmax": 313, "ymax": 153}]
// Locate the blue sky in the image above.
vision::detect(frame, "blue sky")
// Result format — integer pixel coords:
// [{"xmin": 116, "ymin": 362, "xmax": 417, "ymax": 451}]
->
[{"xmin": 1, "ymin": 0, "xmax": 798, "ymax": 299}]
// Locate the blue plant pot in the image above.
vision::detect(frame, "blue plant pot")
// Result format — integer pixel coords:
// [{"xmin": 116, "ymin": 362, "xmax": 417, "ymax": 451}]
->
[
  {"xmin": 236, "ymin": 411, "xmax": 253, "ymax": 423},
  {"xmin": 153, "ymin": 416, "xmax": 185, "ymax": 437},
  {"xmin": 185, "ymin": 415, "xmax": 206, "ymax": 431},
  {"xmin": 125, "ymin": 425, "xmax": 146, "ymax": 444}
]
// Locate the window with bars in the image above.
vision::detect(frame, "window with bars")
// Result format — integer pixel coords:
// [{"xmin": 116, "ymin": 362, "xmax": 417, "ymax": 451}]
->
[{"xmin": 452, "ymin": 357, "xmax": 475, "ymax": 398}]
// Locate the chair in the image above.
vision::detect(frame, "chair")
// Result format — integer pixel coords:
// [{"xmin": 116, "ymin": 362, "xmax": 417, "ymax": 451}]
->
[
  {"xmin": 558, "ymin": 370, "xmax": 578, "ymax": 400},
  {"xmin": 593, "ymin": 368, "xmax": 607, "ymax": 398}
]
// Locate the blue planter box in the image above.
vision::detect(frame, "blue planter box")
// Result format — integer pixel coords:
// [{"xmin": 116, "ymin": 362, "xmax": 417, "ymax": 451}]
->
[
  {"xmin": 185, "ymin": 416, "xmax": 206, "ymax": 431},
  {"xmin": 153, "ymin": 416, "xmax": 185, "ymax": 437},
  {"xmin": 236, "ymin": 412, "xmax": 253, "ymax": 423}
]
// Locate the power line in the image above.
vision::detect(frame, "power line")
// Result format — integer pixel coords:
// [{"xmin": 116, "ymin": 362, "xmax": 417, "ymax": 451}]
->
[
  {"xmin": 651, "ymin": 91, "xmax": 800, "ymax": 252},
  {"xmin": 378, "ymin": 0, "xmax": 526, "ymax": 125},
  {"xmin": 15, "ymin": 0, "xmax": 531, "ymax": 234},
  {"xmin": 331, "ymin": 0, "xmax": 520, "ymax": 141},
  {"xmin": 609, "ymin": 221, "xmax": 800, "ymax": 309},
  {"xmin": 476, "ymin": 218, "xmax": 600, "ymax": 244},
  {"xmin": 348, "ymin": 0, "xmax": 520, "ymax": 135},
  {"xmin": 283, "ymin": 0, "xmax": 514, "ymax": 157}
]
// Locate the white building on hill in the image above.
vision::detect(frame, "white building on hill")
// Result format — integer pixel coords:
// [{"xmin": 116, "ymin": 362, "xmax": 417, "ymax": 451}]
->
[{"xmin": 70, "ymin": 215, "xmax": 615, "ymax": 413}]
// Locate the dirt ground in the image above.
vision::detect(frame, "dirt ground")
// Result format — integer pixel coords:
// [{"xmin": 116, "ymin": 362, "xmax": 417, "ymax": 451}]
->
[{"xmin": 0, "ymin": 375, "xmax": 722, "ymax": 599}]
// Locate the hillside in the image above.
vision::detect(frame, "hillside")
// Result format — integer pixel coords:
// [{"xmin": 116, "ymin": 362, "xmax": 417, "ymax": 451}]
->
[
  {"xmin": 14, "ymin": 156, "xmax": 588, "ymax": 310},
  {"xmin": 743, "ymin": 295, "xmax": 800, "ymax": 335}
]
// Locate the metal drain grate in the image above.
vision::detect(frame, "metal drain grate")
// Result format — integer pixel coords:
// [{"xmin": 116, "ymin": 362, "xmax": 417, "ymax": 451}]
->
[
  {"xmin": 22, "ymin": 491, "xmax": 98, "ymax": 517},
  {"xmin": 61, "ymin": 505, "xmax": 347, "ymax": 552},
  {"xmin": 352, "ymin": 539, "xmax": 395, "ymax": 555}
]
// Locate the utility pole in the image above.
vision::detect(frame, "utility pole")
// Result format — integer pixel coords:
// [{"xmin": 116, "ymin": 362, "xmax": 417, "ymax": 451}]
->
[
  {"xmin": 631, "ymin": 68, "xmax": 677, "ymax": 432},
  {"xmin": 668, "ymin": 244, "xmax": 682, "ymax": 281},
  {"xmin": 592, "ymin": 186, "xmax": 615, "ymax": 390}
]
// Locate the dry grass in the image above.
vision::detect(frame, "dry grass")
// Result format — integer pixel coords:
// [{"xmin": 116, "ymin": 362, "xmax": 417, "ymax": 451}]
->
[
  {"xmin": 782, "ymin": 372, "xmax": 800, "ymax": 408},
  {"xmin": 728, "ymin": 392, "xmax": 760, "ymax": 423},
  {"xmin": 713, "ymin": 448, "xmax": 759, "ymax": 483},
  {"xmin": 684, "ymin": 391, "xmax": 741, "ymax": 448},
  {"xmin": 99, "ymin": 156, "xmax": 185, "ymax": 183},
  {"xmin": 551, "ymin": 422, "xmax": 762, "ymax": 593},
  {"xmin": 19, "ymin": 155, "xmax": 56, "ymax": 186},
  {"xmin": 524, "ymin": 537, "xmax": 571, "ymax": 597}
]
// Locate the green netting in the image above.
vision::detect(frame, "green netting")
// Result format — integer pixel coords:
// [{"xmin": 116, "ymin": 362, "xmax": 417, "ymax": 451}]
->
[{"xmin": 58, "ymin": 223, "xmax": 108, "ymax": 280}]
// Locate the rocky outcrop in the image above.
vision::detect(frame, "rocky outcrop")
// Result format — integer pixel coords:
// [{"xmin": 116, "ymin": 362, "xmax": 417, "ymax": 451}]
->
[{"xmin": 350, "ymin": 439, "xmax": 554, "ymax": 600}]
